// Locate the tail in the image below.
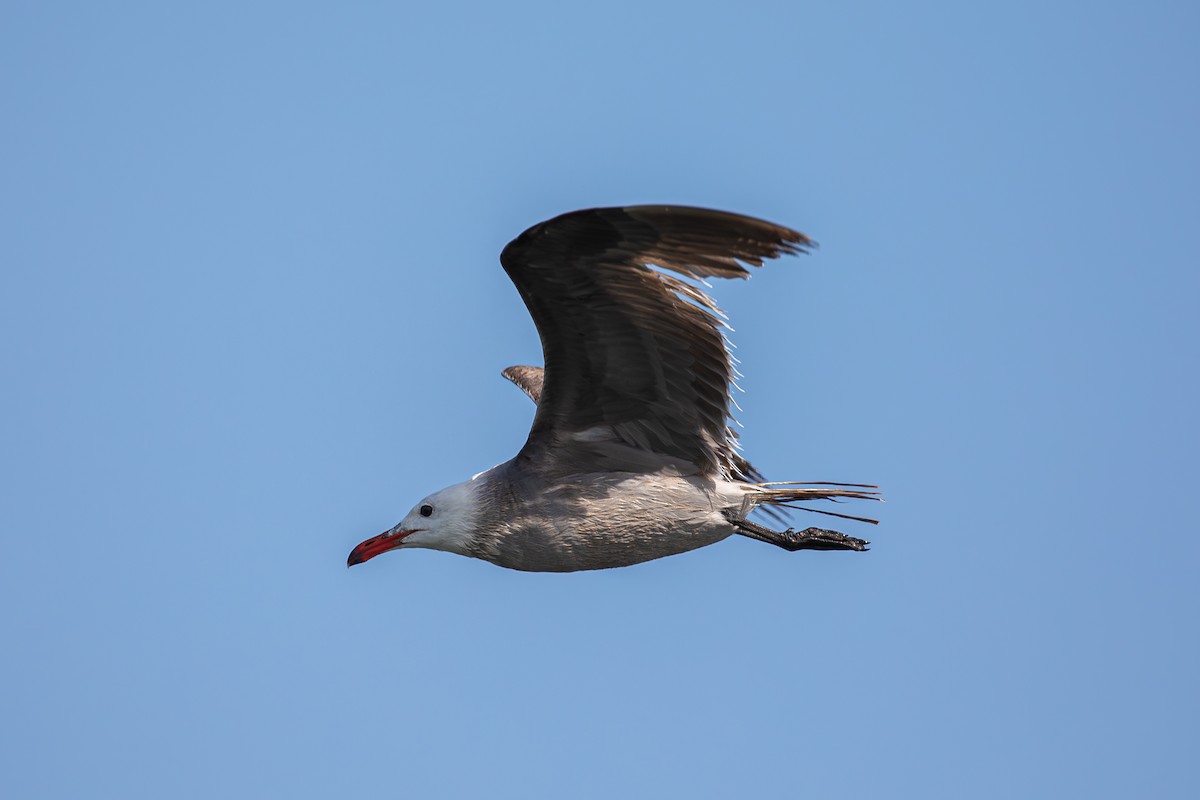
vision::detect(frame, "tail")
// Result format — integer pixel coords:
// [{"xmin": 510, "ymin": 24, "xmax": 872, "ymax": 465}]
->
[{"xmin": 741, "ymin": 481, "xmax": 882, "ymax": 525}]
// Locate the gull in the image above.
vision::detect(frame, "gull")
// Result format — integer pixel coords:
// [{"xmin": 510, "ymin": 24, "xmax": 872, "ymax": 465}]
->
[{"xmin": 348, "ymin": 205, "xmax": 879, "ymax": 572}]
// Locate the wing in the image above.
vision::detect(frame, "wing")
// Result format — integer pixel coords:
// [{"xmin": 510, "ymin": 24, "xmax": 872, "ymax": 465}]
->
[
  {"xmin": 501, "ymin": 365, "xmax": 544, "ymax": 404},
  {"xmin": 504, "ymin": 364, "xmax": 775, "ymax": 488},
  {"xmin": 500, "ymin": 205, "xmax": 812, "ymax": 478}
]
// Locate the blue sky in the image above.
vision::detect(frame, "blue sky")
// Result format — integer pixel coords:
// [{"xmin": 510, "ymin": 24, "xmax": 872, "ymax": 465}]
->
[{"xmin": 2, "ymin": 1, "xmax": 1197, "ymax": 797}]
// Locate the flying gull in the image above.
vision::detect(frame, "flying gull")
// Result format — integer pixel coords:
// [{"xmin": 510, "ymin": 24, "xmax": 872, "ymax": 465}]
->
[{"xmin": 348, "ymin": 205, "xmax": 879, "ymax": 572}]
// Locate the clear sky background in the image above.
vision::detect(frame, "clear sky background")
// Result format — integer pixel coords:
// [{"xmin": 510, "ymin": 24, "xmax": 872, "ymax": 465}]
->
[{"xmin": 2, "ymin": 2, "xmax": 1197, "ymax": 797}]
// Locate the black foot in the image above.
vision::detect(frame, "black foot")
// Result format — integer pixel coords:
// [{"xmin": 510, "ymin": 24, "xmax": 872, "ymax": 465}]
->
[
  {"xmin": 729, "ymin": 514, "xmax": 870, "ymax": 552},
  {"xmin": 771, "ymin": 526, "xmax": 870, "ymax": 552}
]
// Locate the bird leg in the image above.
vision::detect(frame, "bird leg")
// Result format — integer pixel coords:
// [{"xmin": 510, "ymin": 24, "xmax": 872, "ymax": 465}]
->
[{"xmin": 728, "ymin": 514, "xmax": 870, "ymax": 552}]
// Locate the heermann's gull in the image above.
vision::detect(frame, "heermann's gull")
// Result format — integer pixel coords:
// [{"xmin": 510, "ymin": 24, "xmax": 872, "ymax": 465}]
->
[{"xmin": 348, "ymin": 205, "xmax": 879, "ymax": 572}]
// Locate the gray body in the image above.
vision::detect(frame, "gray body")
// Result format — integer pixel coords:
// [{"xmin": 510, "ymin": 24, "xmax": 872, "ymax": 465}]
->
[{"xmin": 467, "ymin": 462, "xmax": 741, "ymax": 572}]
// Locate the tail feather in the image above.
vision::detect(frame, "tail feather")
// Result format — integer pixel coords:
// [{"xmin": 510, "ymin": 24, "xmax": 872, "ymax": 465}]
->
[{"xmin": 743, "ymin": 481, "xmax": 882, "ymax": 525}]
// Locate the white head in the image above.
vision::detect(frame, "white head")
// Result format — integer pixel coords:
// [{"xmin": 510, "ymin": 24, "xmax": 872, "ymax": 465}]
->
[{"xmin": 347, "ymin": 478, "xmax": 482, "ymax": 566}]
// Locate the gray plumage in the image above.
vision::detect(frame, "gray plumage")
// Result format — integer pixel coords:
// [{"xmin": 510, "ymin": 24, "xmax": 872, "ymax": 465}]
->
[{"xmin": 348, "ymin": 205, "xmax": 879, "ymax": 573}]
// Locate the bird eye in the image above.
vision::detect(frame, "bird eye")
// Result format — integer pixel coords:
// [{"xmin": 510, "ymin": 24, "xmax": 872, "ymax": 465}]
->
[{"xmin": 419, "ymin": 504, "xmax": 433, "ymax": 517}]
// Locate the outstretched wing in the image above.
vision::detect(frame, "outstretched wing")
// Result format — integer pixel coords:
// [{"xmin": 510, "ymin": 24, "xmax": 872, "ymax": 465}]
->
[{"xmin": 499, "ymin": 205, "xmax": 811, "ymax": 478}]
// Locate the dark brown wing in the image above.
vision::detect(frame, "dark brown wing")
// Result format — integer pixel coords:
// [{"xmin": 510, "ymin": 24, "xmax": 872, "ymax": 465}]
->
[
  {"xmin": 500, "ymin": 205, "xmax": 812, "ymax": 478},
  {"xmin": 501, "ymin": 365, "xmax": 545, "ymax": 404}
]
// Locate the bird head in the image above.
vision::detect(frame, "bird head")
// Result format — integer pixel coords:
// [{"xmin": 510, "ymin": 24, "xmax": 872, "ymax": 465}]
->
[{"xmin": 347, "ymin": 478, "xmax": 480, "ymax": 566}]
